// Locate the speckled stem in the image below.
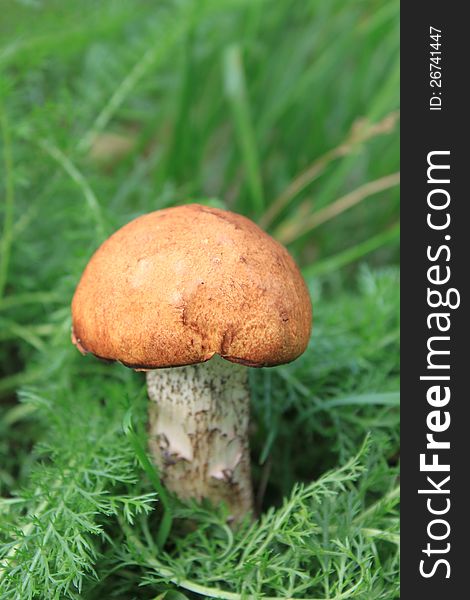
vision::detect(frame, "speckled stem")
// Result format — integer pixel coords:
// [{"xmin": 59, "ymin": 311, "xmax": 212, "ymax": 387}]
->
[{"xmin": 146, "ymin": 356, "xmax": 253, "ymax": 523}]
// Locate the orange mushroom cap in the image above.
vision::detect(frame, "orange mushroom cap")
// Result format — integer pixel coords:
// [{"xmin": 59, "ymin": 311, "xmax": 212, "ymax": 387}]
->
[{"xmin": 71, "ymin": 204, "xmax": 312, "ymax": 369}]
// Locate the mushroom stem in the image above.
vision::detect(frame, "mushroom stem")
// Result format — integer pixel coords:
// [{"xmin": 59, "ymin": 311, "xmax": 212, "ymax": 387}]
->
[{"xmin": 146, "ymin": 355, "xmax": 254, "ymax": 523}]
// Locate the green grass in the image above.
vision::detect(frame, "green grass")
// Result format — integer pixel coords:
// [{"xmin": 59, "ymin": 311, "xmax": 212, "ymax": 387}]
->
[{"xmin": 0, "ymin": 1, "xmax": 399, "ymax": 598}]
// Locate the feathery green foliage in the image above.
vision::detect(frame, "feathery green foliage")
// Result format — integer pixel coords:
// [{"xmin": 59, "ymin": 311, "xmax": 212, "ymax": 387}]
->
[{"xmin": 1, "ymin": 0, "xmax": 399, "ymax": 598}]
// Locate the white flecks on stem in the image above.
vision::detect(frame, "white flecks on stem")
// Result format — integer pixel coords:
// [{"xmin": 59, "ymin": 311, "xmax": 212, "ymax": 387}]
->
[{"xmin": 146, "ymin": 355, "xmax": 253, "ymax": 522}]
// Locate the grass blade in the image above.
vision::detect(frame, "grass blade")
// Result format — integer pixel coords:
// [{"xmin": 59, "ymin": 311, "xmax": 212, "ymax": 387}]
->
[
  {"xmin": 0, "ymin": 103, "xmax": 15, "ymax": 300},
  {"xmin": 276, "ymin": 172, "xmax": 400, "ymax": 244},
  {"xmin": 303, "ymin": 223, "xmax": 399, "ymax": 277},
  {"xmin": 224, "ymin": 44, "xmax": 264, "ymax": 215},
  {"xmin": 261, "ymin": 112, "xmax": 399, "ymax": 228}
]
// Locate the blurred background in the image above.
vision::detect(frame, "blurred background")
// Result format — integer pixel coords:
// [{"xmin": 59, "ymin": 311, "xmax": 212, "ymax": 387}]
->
[{"xmin": 0, "ymin": 1, "xmax": 399, "ymax": 598}]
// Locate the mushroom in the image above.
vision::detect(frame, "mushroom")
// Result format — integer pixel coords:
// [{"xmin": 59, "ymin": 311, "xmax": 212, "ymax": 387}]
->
[{"xmin": 71, "ymin": 204, "xmax": 312, "ymax": 522}]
